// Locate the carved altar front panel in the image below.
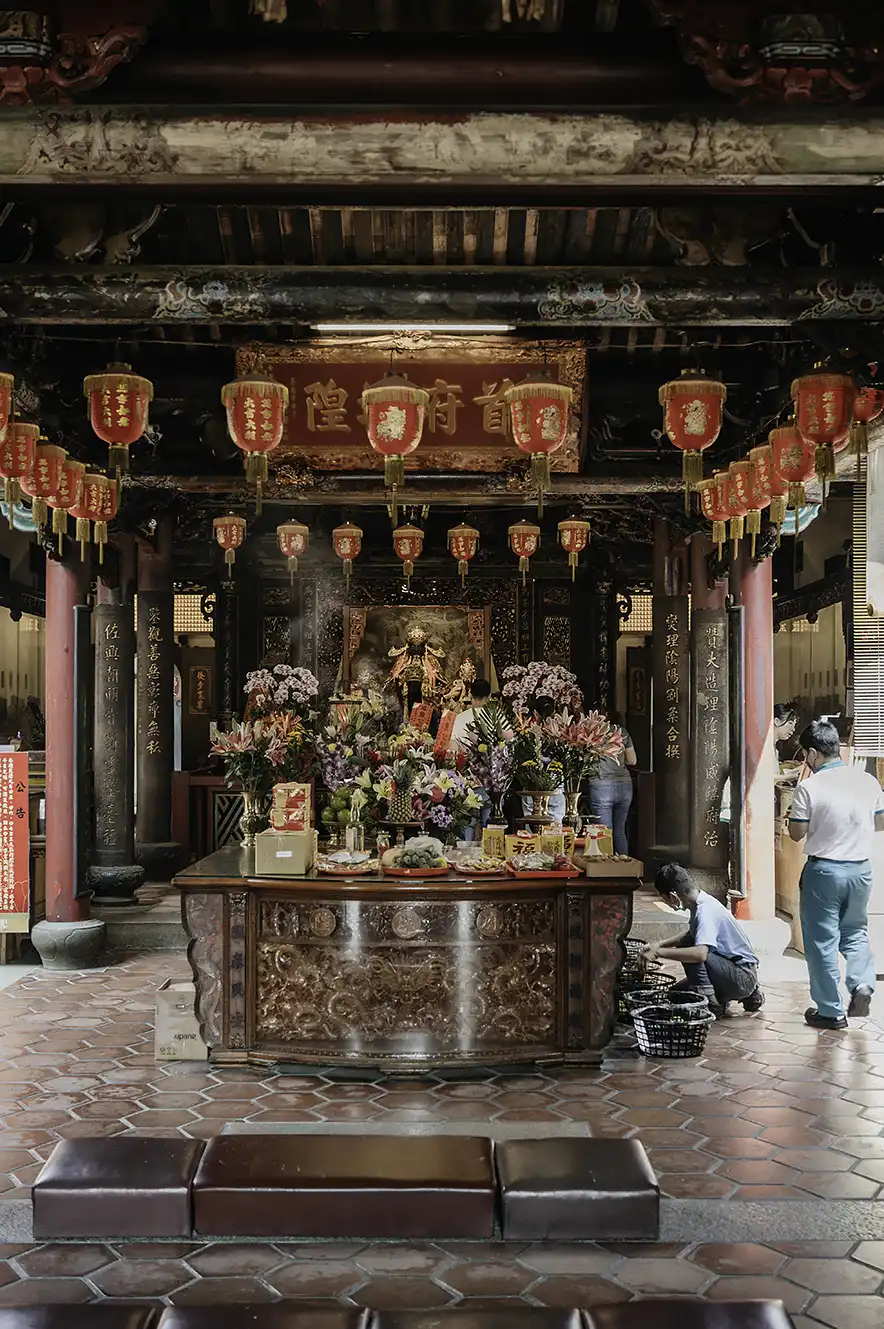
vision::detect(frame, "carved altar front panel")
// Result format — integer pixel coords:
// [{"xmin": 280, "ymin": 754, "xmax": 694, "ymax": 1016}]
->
[{"xmin": 254, "ymin": 896, "xmax": 558, "ymax": 1058}]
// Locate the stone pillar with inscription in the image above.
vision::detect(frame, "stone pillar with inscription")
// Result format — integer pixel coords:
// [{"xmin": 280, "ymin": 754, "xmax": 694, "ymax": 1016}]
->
[
  {"xmin": 214, "ymin": 580, "xmax": 239, "ymax": 726},
  {"xmin": 688, "ymin": 535, "xmax": 729, "ymax": 897},
  {"xmin": 652, "ymin": 520, "xmax": 690, "ymax": 862},
  {"xmin": 90, "ymin": 582, "xmax": 144, "ymax": 900},
  {"xmin": 135, "ymin": 519, "xmax": 182, "ymax": 878}
]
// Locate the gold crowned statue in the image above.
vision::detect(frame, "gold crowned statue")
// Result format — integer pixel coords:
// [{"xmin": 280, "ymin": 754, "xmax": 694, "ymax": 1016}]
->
[
  {"xmin": 386, "ymin": 625, "xmax": 446, "ymax": 720},
  {"xmin": 441, "ymin": 658, "xmax": 476, "ymax": 713}
]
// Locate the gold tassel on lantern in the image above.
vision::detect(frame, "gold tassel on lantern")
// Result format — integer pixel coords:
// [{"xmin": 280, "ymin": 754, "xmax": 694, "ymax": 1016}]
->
[
  {"xmin": 815, "ymin": 443, "xmax": 836, "ymax": 506},
  {"xmin": 530, "ymin": 453, "xmax": 551, "ymax": 517},
  {"xmin": 730, "ymin": 514, "xmax": 744, "ymax": 555},
  {"xmin": 769, "ymin": 494, "xmax": 787, "ymax": 536},
  {"xmin": 789, "ymin": 482, "xmax": 806, "ymax": 511},
  {"xmin": 246, "ymin": 452, "xmax": 270, "ymax": 516}
]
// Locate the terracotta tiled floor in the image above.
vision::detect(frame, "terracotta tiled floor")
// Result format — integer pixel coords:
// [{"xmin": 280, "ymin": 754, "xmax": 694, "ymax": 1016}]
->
[{"xmin": 2, "ymin": 952, "xmax": 884, "ymax": 1319}]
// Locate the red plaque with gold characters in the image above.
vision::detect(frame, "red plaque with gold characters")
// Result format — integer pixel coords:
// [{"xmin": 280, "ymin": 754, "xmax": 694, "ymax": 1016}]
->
[{"xmin": 0, "ymin": 752, "xmax": 29, "ymax": 933}]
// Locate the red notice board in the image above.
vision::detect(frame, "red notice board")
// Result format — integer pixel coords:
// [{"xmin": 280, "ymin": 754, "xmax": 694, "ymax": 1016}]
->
[{"xmin": 0, "ymin": 753, "xmax": 29, "ymax": 932}]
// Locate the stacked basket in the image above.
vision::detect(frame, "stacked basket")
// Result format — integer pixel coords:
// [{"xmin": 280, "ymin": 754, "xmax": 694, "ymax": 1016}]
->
[{"xmin": 618, "ymin": 938, "xmax": 715, "ymax": 1058}]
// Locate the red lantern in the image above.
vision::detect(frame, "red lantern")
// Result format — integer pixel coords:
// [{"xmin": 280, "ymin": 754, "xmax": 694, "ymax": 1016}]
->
[
  {"xmin": 447, "ymin": 522, "xmax": 479, "ymax": 586},
  {"xmin": 361, "ymin": 373, "xmax": 429, "ymax": 524},
  {"xmin": 557, "ymin": 517, "xmax": 590, "ymax": 581},
  {"xmin": 68, "ymin": 471, "xmax": 107, "ymax": 560},
  {"xmin": 508, "ymin": 520, "xmax": 540, "ymax": 586},
  {"xmin": 0, "ymin": 421, "xmax": 37, "ymax": 521},
  {"xmin": 84, "ymin": 363, "xmax": 153, "ymax": 486},
  {"xmin": 727, "ymin": 460, "xmax": 751, "ymax": 554},
  {"xmin": 393, "ymin": 523, "xmax": 424, "ymax": 590},
  {"xmin": 277, "ymin": 521, "xmax": 309, "ymax": 584},
  {"xmin": 21, "ymin": 440, "xmax": 66, "ymax": 539},
  {"xmin": 332, "ymin": 520, "xmax": 363, "ymax": 589},
  {"xmin": 749, "ymin": 443, "xmax": 788, "ymax": 542},
  {"xmin": 90, "ymin": 475, "xmax": 117, "ymax": 565},
  {"xmin": 792, "ymin": 370, "xmax": 854, "ymax": 491},
  {"xmin": 0, "ymin": 373, "xmax": 13, "ymax": 442},
  {"xmin": 221, "ymin": 374, "xmax": 289, "ymax": 515},
  {"xmin": 658, "ymin": 370, "xmax": 727, "ymax": 511},
  {"xmin": 505, "ymin": 373, "xmax": 572, "ymax": 517},
  {"xmin": 213, "ymin": 514, "xmax": 247, "ymax": 570},
  {"xmin": 850, "ymin": 386, "xmax": 884, "ymax": 478},
  {"xmin": 770, "ymin": 421, "xmax": 815, "ymax": 511},
  {"xmin": 697, "ymin": 475, "xmax": 729, "ymax": 558},
  {"xmin": 48, "ymin": 457, "xmax": 86, "ymax": 554}
]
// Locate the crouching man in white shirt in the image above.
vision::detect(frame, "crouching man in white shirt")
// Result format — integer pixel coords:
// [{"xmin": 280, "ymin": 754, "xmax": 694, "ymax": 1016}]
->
[
  {"xmin": 789, "ymin": 720, "xmax": 884, "ymax": 1030},
  {"xmin": 644, "ymin": 862, "xmax": 764, "ymax": 1019}
]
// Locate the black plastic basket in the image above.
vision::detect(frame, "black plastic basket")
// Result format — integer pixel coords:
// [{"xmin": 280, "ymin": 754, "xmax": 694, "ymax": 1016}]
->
[
  {"xmin": 633, "ymin": 1003, "xmax": 715, "ymax": 1058},
  {"xmin": 617, "ymin": 963, "xmax": 676, "ymax": 1017},
  {"xmin": 623, "ymin": 977, "xmax": 677, "ymax": 1015},
  {"xmin": 668, "ymin": 989, "xmax": 710, "ymax": 1015}
]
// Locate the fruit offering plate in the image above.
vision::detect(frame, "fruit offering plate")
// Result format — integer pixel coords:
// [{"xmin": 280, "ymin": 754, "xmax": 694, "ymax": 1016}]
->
[
  {"xmin": 385, "ymin": 865, "xmax": 451, "ymax": 878},
  {"xmin": 453, "ymin": 859, "xmax": 507, "ymax": 877},
  {"xmin": 507, "ymin": 855, "xmax": 579, "ymax": 879},
  {"xmin": 316, "ymin": 854, "xmax": 378, "ymax": 876}
]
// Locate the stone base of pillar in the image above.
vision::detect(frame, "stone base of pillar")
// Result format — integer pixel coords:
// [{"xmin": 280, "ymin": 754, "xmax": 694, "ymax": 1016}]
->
[
  {"xmin": 688, "ymin": 866, "xmax": 729, "ymax": 903},
  {"xmin": 32, "ymin": 919, "xmax": 107, "ymax": 971},
  {"xmin": 136, "ymin": 841, "xmax": 186, "ymax": 880},
  {"xmin": 88, "ymin": 863, "xmax": 147, "ymax": 901},
  {"xmin": 646, "ymin": 844, "xmax": 689, "ymax": 880}
]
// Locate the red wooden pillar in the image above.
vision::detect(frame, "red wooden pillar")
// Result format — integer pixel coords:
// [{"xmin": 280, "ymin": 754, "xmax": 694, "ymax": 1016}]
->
[
  {"xmin": 733, "ymin": 548, "xmax": 776, "ymax": 921},
  {"xmin": 44, "ymin": 556, "xmax": 87, "ymax": 923}
]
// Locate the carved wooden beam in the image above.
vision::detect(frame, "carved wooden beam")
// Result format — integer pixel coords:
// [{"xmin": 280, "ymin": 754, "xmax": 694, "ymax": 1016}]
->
[
  {"xmin": 2, "ymin": 264, "xmax": 883, "ymax": 326},
  {"xmin": 3, "ymin": 106, "xmax": 884, "ymax": 197}
]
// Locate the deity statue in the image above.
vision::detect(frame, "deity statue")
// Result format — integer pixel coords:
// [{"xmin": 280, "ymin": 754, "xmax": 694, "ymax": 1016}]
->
[
  {"xmin": 331, "ymin": 665, "xmax": 385, "ymax": 726},
  {"xmin": 386, "ymin": 625, "xmax": 446, "ymax": 720},
  {"xmin": 441, "ymin": 658, "xmax": 477, "ymax": 713}
]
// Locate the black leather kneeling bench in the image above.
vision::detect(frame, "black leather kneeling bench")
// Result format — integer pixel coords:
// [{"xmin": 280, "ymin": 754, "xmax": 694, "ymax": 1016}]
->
[
  {"xmin": 192, "ymin": 1134, "xmax": 496, "ymax": 1238},
  {"xmin": 585, "ymin": 1304, "xmax": 794, "ymax": 1329},
  {"xmin": 32, "ymin": 1138, "xmax": 205, "ymax": 1240},
  {"xmin": 0, "ymin": 1310, "xmax": 158, "ymax": 1329},
  {"xmin": 497, "ymin": 1138, "xmax": 659, "ymax": 1240}
]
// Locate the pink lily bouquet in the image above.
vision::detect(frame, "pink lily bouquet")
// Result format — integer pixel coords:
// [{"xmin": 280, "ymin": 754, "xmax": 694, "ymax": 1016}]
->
[
  {"xmin": 540, "ymin": 709, "xmax": 624, "ymax": 792},
  {"xmin": 210, "ymin": 718, "xmax": 292, "ymax": 795}
]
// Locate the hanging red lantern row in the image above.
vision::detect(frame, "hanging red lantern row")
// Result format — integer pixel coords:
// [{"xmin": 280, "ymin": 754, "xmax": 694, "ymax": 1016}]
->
[
  {"xmin": 557, "ymin": 517, "xmax": 590, "ymax": 580},
  {"xmin": 69, "ymin": 471, "xmax": 106, "ymax": 561},
  {"xmin": 749, "ymin": 443, "xmax": 788, "ymax": 542},
  {"xmin": 508, "ymin": 520, "xmax": 540, "ymax": 586},
  {"xmin": 744, "ymin": 449, "xmax": 773, "ymax": 559},
  {"xmin": 393, "ymin": 523, "xmax": 424, "ymax": 590},
  {"xmin": 447, "ymin": 523, "xmax": 479, "ymax": 586},
  {"xmin": 696, "ymin": 475, "xmax": 729, "ymax": 559},
  {"xmin": 726, "ymin": 460, "xmax": 750, "ymax": 554},
  {"xmin": 0, "ymin": 373, "xmax": 13, "ymax": 441},
  {"xmin": 48, "ymin": 457, "xmax": 86, "ymax": 555},
  {"xmin": 360, "ymin": 373, "xmax": 429, "ymax": 525},
  {"xmin": 792, "ymin": 369, "xmax": 854, "ymax": 495},
  {"xmin": 0, "ymin": 421, "xmax": 37, "ymax": 521},
  {"xmin": 504, "ymin": 373, "xmax": 572, "ymax": 517},
  {"xmin": 83, "ymin": 363, "xmax": 153, "ymax": 490},
  {"xmin": 94, "ymin": 474, "xmax": 117, "ymax": 565},
  {"xmin": 770, "ymin": 420, "xmax": 815, "ymax": 511},
  {"xmin": 850, "ymin": 386, "xmax": 884, "ymax": 479},
  {"xmin": 221, "ymin": 374, "xmax": 289, "ymax": 515},
  {"xmin": 658, "ymin": 370, "xmax": 727, "ymax": 512},
  {"xmin": 213, "ymin": 514, "xmax": 247, "ymax": 570},
  {"xmin": 22, "ymin": 440, "xmax": 66, "ymax": 541},
  {"xmin": 277, "ymin": 521, "xmax": 309, "ymax": 585},
  {"xmin": 332, "ymin": 521, "xmax": 362, "ymax": 589}
]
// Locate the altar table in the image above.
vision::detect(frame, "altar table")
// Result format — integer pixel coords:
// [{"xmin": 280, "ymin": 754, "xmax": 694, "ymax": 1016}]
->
[{"xmin": 174, "ymin": 846, "xmax": 640, "ymax": 1071}]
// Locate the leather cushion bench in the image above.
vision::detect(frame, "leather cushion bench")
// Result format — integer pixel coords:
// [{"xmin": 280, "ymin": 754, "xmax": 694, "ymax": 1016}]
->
[
  {"xmin": 158, "ymin": 1310, "xmax": 368, "ymax": 1329},
  {"xmin": 32, "ymin": 1137, "xmax": 205, "ymax": 1239},
  {"xmin": 192, "ymin": 1134, "xmax": 495, "ymax": 1238},
  {"xmin": 496, "ymin": 1138, "xmax": 659, "ymax": 1240},
  {"xmin": 372, "ymin": 1312, "xmax": 584, "ymax": 1329},
  {"xmin": 585, "ymin": 1303, "xmax": 794, "ymax": 1329},
  {"xmin": 0, "ymin": 1310, "xmax": 158, "ymax": 1329}
]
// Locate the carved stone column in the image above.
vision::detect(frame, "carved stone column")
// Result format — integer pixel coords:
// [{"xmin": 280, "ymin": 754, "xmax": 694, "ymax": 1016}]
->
[
  {"xmin": 214, "ymin": 579, "xmax": 239, "ymax": 726},
  {"xmin": 135, "ymin": 518, "xmax": 182, "ymax": 878},
  {"xmin": 90, "ymin": 587, "xmax": 144, "ymax": 900},
  {"xmin": 688, "ymin": 535, "xmax": 729, "ymax": 897},
  {"xmin": 652, "ymin": 520, "xmax": 690, "ymax": 862}
]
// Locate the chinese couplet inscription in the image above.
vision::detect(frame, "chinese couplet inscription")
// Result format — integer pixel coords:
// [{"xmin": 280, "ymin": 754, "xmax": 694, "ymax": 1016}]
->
[
  {"xmin": 690, "ymin": 610, "xmax": 730, "ymax": 869},
  {"xmin": 0, "ymin": 752, "xmax": 29, "ymax": 931},
  {"xmin": 653, "ymin": 595, "xmax": 690, "ymax": 848}
]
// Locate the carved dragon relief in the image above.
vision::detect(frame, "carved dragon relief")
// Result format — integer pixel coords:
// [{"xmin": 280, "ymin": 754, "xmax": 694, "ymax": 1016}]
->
[{"xmin": 0, "ymin": 15, "xmax": 151, "ymax": 107}]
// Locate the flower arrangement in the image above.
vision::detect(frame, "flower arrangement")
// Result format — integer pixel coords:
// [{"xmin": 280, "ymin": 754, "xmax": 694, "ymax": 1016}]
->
[
  {"xmin": 462, "ymin": 699, "xmax": 518, "ymax": 800},
  {"xmin": 540, "ymin": 709, "xmax": 624, "ymax": 791},
  {"xmin": 209, "ymin": 718, "xmax": 288, "ymax": 794},
  {"xmin": 244, "ymin": 664, "xmax": 321, "ymax": 717},
  {"xmin": 502, "ymin": 662, "xmax": 583, "ymax": 718},
  {"xmin": 355, "ymin": 739, "xmax": 482, "ymax": 840}
]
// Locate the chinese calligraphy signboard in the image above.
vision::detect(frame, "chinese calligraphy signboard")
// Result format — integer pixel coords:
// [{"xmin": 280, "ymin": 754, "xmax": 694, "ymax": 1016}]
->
[
  {"xmin": 0, "ymin": 752, "xmax": 29, "ymax": 931},
  {"xmin": 189, "ymin": 666, "xmax": 213, "ymax": 716},
  {"xmin": 94, "ymin": 605, "xmax": 128, "ymax": 856},
  {"xmin": 236, "ymin": 339, "xmax": 585, "ymax": 474},
  {"xmin": 690, "ymin": 609, "xmax": 729, "ymax": 870},
  {"xmin": 653, "ymin": 595, "xmax": 690, "ymax": 848}
]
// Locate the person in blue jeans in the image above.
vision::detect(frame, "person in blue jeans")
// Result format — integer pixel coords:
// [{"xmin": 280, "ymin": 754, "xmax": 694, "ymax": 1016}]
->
[
  {"xmin": 587, "ymin": 719, "xmax": 637, "ymax": 854},
  {"xmin": 789, "ymin": 719, "xmax": 884, "ymax": 1030}
]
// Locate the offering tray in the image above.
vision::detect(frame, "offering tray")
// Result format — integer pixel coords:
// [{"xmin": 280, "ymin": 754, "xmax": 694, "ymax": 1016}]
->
[{"xmin": 386, "ymin": 865, "xmax": 450, "ymax": 878}]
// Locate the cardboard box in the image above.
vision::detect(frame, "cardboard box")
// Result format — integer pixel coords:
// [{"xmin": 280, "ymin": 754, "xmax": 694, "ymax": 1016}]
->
[
  {"xmin": 272, "ymin": 781, "xmax": 311, "ymax": 812},
  {"xmin": 270, "ymin": 805, "xmax": 308, "ymax": 832},
  {"xmin": 582, "ymin": 855, "xmax": 644, "ymax": 879},
  {"xmin": 255, "ymin": 828, "xmax": 315, "ymax": 877},
  {"xmin": 155, "ymin": 980, "xmax": 208, "ymax": 1062}
]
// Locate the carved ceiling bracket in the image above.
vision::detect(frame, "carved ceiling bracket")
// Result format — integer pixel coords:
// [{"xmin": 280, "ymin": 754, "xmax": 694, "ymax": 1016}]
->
[
  {"xmin": 646, "ymin": 2, "xmax": 884, "ymax": 105},
  {"xmin": 0, "ymin": 11, "xmax": 149, "ymax": 105}
]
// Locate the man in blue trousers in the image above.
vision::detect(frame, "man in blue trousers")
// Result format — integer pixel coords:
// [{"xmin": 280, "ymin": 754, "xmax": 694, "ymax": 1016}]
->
[{"xmin": 790, "ymin": 720, "xmax": 884, "ymax": 1030}]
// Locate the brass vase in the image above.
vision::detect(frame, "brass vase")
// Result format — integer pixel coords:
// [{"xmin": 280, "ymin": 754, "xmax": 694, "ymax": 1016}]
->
[
  {"xmin": 240, "ymin": 789, "xmax": 270, "ymax": 848},
  {"xmin": 523, "ymin": 791, "xmax": 551, "ymax": 820},
  {"xmin": 563, "ymin": 789, "xmax": 583, "ymax": 835}
]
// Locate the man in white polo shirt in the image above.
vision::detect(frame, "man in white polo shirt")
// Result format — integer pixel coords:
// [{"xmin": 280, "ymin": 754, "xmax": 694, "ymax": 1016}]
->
[{"xmin": 789, "ymin": 719, "xmax": 884, "ymax": 1030}]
